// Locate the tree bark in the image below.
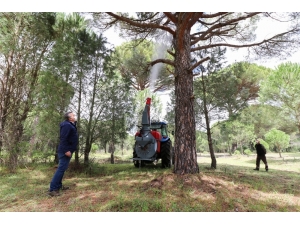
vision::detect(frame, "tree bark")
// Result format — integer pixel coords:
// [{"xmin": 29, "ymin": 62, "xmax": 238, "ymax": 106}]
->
[
  {"xmin": 206, "ymin": 125, "xmax": 217, "ymax": 169},
  {"xmin": 84, "ymin": 143, "xmax": 91, "ymax": 166},
  {"xmin": 104, "ymin": 143, "xmax": 107, "ymax": 154},
  {"xmin": 278, "ymin": 148, "xmax": 282, "ymax": 158},
  {"xmin": 173, "ymin": 22, "xmax": 199, "ymax": 174},
  {"xmin": 200, "ymin": 71, "xmax": 217, "ymax": 169},
  {"xmin": 110, "ymin": 142, "xmax": 115, "ymax": 164}
]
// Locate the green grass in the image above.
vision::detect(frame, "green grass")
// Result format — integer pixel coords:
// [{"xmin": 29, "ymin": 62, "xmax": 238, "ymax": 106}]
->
[{"xmin": 1, "ymin": 152, "xmax": 300, "ymax": 212}]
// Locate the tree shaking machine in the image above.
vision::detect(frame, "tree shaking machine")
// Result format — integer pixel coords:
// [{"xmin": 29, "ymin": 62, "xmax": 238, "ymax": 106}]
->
[{"xmin": 132, "ymin": 97, "xmax": 173, "ymax": 168}]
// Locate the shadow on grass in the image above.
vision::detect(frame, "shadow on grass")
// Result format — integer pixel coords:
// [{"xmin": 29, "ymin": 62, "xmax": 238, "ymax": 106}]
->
[
  {"xmin": 1, "ymin": 159, "xmax": 300, "ymax": 212},
  {"xmin": 199, "ymin": 162, "xmax": 300, "ymax": 196}
]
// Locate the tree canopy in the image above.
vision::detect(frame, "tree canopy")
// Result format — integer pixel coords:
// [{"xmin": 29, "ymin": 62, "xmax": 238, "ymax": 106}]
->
[
  {"xmin": 1, "ymin": 12, "xmax": 300, "ymax": 174},
  {"xmin": 265, "ymin": 128, "xmax": 290, "ymax": 157},
  {"xmin": 259, "ymin": 62, "xmax": 300, "ymax": 133},
  {"xmin": 91, "ymin": 12, "xmax": 300, "ymax": 174}
]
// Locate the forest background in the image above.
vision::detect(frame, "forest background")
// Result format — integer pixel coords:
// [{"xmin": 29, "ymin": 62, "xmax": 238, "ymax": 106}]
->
[{"xmin": 2, "ymin": 0, "xmax": 300, "ymax": 224}]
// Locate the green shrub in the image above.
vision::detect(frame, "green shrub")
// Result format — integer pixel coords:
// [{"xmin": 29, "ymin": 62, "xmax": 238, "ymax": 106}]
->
[
  {"xmin": 91, "ymin": 143, "xmax": 99, "ymax": 154},
  {"xmin": 258, "ymin": 139, "xmax": 269, "ymax": 152},
  {"xmin": 31, "ymin": 150, "xmax": 54, "ymax": 163},
  {"xmin": 244, "ymin": 149, "xmax": 252, "ymax": 155},
  {"xmin": 233, "ymin": 150, "xmax": 240, "ymax": 155},
  {"xmin": 287, "ymin": 146, "xmax": 300, "ymax": 153}
]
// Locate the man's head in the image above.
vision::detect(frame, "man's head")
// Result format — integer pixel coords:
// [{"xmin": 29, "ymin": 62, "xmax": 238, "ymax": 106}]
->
[
  {"xmin": 64, "ymin": 112, "xmax": 76, "ymax": 123},
  {"xmin": 256, "ymin": 139, "xmax": 260, "ymax": 144}
]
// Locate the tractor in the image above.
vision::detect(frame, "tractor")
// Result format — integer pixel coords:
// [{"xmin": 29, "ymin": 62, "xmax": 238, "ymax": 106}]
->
[{"xmin": 132, "ymin": 97, "xmax": 173, "ymax": 168}]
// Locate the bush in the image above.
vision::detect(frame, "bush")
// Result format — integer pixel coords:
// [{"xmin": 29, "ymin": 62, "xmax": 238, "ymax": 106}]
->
[
  {"xmin": 258, "ymin": 139, "xmax": 269, "ymax": 152},
  {"xmin": 244, "ymin": 149, "xmax": 252, "ymax": 156},
  {"xmin": 233, "ymin": 150, "xmax": 240, "ymax": 155},
  {"xmin": 91, "ymin": 143, "xmax": 99, "ymax": 154},
  {"xmin": 287, "ymin": 146, "xmax": 300, "ymax": 153},
  {"xmin": 31, "ymin": 150, "xmax": 54, "ymax": 163}
]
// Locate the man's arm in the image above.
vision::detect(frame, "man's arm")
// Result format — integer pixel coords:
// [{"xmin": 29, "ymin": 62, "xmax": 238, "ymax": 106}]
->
[
  {"xmin": 262, "ymin": 144, "xmax": 267, "ymax": 154},
  {"xmin": 60, "ymin": 124, "xmax": 71, "ymax": 154}
]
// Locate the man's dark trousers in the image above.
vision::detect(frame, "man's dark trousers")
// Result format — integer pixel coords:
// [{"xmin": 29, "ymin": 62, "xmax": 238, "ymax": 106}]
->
[
  {"xmin": 49, "ymin": 153, "xmax": 71, "ymax": 191},
  {"xmin": 256, "ymin": 155, "xmax": 268, "ymax": 169}
]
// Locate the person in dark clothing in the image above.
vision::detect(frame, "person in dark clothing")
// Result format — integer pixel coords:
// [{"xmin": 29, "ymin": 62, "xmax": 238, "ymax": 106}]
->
[
  {"xmin": 48, "ymin": 112, "xmax": 78, "ymax": 197},
  {"xmin": 254, "ymin": 139, "xmax": 268, "ymax": 172}
]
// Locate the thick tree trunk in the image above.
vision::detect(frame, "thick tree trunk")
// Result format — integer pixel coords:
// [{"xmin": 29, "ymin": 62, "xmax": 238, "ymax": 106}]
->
[
  {"xmin": 173, "ymin": 25, "xmax": 199, "ymax": 174},
  {"xmin": 5, "ymin": 117, "xmax": 24, "ymax": 172}
]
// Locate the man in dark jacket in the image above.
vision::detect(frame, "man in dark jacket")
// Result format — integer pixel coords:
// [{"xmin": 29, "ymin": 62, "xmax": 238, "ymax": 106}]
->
[
  {"xmin": 48, "ymin": 112, "xmax": 78, "ymax": 197},
  {"xmin": 254, "ymin": 139, "xmax": 268, "ymax": 172}
]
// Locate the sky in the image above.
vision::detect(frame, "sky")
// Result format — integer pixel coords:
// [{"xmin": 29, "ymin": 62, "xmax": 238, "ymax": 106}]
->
[
  {"xmin": 102, "ymin": 14, "xmax": 300, "ymax": 70},
  {"xmin": 100, "ymin": 12, "xmax": 300, "ymax": 119},
  {"xmin": 2, "ymin": 4, "xmax": 299, "ymax": 119},
  {"xmin": 3, "ymin": 1, "xmax": 299, "ymax": 69},
  {"xmin": 3, "ymin": 0, "xmax": 298, "ymax": 12}
]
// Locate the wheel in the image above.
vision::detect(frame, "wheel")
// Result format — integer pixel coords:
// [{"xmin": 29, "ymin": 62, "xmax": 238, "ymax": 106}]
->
[
  {"xmin": 161, "ymin": 139, "xmax": 172, "ymax": 168},
  {"xmin": 133, "ymin": 159, "xmax": 145, "ymax": 168}
]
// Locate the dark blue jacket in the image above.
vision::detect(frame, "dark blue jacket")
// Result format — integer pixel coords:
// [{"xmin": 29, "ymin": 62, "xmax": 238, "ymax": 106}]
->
[
  {"xmin": 57, "ymin": 120, "xmax": 78, "ymax": 154},
  {"xmin": 255, "ymin": 143, "xmax": 266, "ymax": 156}
]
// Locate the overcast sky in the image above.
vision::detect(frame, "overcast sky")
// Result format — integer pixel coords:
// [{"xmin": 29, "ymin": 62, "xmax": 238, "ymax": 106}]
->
[
  {"xmin": 100, "ymin": 12, "xmax": 300, "ymax": 120},
  {"xmin": 5, "ymin": 1, "xmax": 298, "ymax": 14},
  {"xmin": 102, "ymin": 14, "xmax": 300, "ymax": 70},
  {"xmin": 2, "ymin": 6, "xmax": 299, "ymax": 121}
]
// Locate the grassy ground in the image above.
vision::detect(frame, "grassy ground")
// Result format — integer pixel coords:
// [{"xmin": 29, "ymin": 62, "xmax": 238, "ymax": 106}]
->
[{"xmin": 1, "ymin": 152, "xmax": 300, "ymax": 213}]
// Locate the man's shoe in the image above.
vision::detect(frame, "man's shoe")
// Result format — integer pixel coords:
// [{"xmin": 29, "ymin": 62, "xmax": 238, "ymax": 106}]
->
[
  {"xmin": 48, "ymin": 190, "xmax": 60, "ymax": 197},
  {"xmin": 61, "ymin": 186, "xmax": 70, "ymax": 191},
  {"xmin": 253, "ymin": 168, "xmax": 259, "ymax": 171},
  {"xmin": 265, "ymin": 167, "xmax": 268, "ymax": 172}
]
